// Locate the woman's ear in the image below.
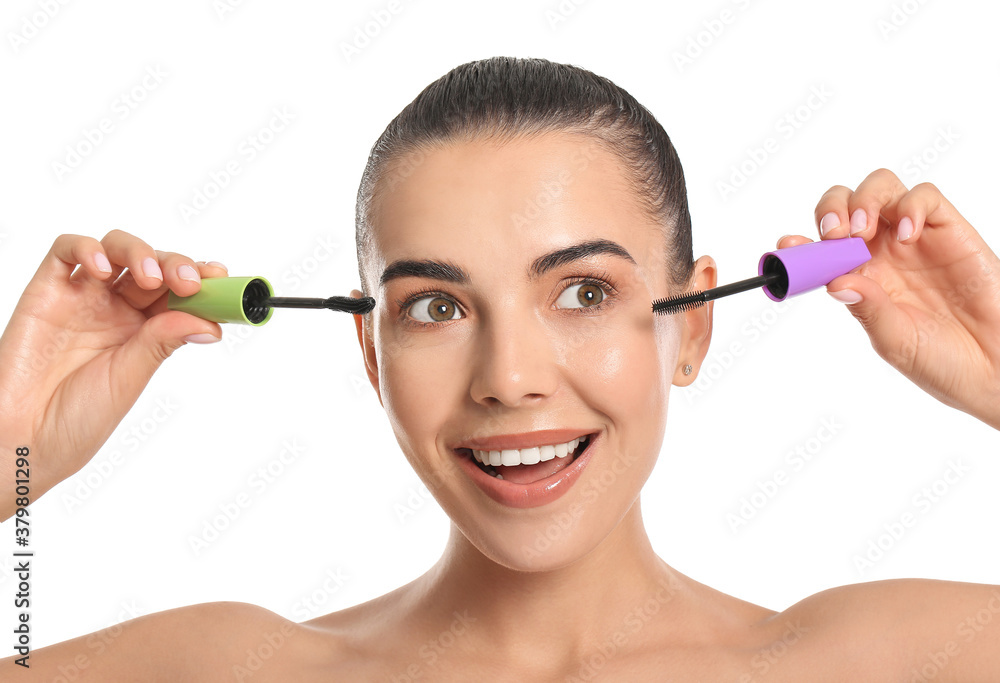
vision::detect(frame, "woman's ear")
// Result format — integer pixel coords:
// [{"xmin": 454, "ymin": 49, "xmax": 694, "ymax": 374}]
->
[
  {"xmin": 351, "ymin": 288, "xmax": 383, "ymax": 406},
  {"xmin": 673, "ymin": 255, "xmax": 717, "ymax": 386}
]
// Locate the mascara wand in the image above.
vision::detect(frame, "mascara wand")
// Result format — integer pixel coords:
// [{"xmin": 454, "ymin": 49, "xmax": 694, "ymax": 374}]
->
[
  {"xmin": 653, "ymin": 237, "xmax": 872, "ymax": 315},
  {"xmin": 257, "ymin": 295, "xmax": 375, "ymax": 315},
  {"xmin": 168, "ymin": 276, "xmax": 375, "ymax": 326},
  {"xmin": 653, "ymin": 272, "xmax": 783, "ymax": 314}
]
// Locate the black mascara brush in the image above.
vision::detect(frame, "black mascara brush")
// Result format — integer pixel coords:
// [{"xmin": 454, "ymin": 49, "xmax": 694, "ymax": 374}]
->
[
  {"xmin": 653, "ymin": 272, "xmax": 783, "ymax": 314},
  {"xmin": 652, "ymin": 237, "xmax": 872, "ymax": 315},
  {"xmin": 259, "ymin": 295, "xmax": 375, "ymax": 314}
]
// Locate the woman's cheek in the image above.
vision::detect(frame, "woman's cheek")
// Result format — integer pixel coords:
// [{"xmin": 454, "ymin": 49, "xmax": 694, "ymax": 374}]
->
[
  {"xmin": 562, "ymin": 318, "xmax": 670, "ymax": 492},
  {"xmin": 379, "ymin": 341, "xmax": 455, "ymax": 448},
  {"xmin": 562, "ymin": 315, "xmax": 669, "ymax": 409}
]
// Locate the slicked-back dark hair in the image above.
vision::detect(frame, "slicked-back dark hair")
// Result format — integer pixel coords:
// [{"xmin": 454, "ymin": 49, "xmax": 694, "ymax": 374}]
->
[{"xmin": 355, "ymin": 56, "xmax": 694, "ymax": 301}]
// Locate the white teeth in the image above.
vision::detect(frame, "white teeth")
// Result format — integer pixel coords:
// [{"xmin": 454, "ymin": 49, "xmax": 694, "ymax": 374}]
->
[
  {"xmin": 520, "ymin": 447, "xmax": 540, "ymax": 465},
  {"xmin": 470, "ymin": 435, "xmax": 589, "ymax": 468}
]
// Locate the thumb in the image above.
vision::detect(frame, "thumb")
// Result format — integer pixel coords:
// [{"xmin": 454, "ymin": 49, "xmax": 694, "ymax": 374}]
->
[
  {"xmin": 826, "ymin": 272, "xmax": 910, "ymax": 363},
  {"xmin": 114, "ymin": 310, "xmax": 222, "ymax": 393}
]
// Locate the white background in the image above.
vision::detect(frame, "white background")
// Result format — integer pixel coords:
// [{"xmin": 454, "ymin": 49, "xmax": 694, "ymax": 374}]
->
[{"xmin": 1, "ymin": 0, "xmax": 998, "ymax": 649}]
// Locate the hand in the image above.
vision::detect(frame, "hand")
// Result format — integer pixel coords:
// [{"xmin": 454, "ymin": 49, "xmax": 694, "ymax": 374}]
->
[
  {"xmin": 777, "ymin": 169, "xmax": 1000, "ymax": 430},
  {"xmin": 0, "ymin": 230, "xmax": 227, "ymax": 511}
]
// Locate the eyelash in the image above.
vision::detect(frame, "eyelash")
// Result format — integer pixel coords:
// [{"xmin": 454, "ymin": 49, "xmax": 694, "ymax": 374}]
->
[{"xmin": 394, "ymin": 271, "xmax": 620, "ymax": 329}]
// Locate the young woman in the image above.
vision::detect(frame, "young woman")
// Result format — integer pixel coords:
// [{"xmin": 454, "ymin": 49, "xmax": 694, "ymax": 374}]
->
[{"xmin": 2, "ymin": 57, "xmax": 999, "ymax": 681}]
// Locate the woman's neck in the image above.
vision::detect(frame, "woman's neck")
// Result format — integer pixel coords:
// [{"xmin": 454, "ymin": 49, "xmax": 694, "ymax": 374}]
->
[{"xmin": 407, "ymin": 497, "xmax": 695, "ymax": 667}]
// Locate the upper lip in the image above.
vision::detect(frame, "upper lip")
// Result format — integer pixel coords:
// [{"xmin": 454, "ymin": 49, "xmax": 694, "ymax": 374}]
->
[{"xmin": 453, "ymin": 429, "xmax": 596, "ymax": 452}]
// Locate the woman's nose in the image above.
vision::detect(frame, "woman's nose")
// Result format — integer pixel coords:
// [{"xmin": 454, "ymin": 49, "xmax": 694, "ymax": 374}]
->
[{"xmin": 468, "ymin": 314, "xmax": 560, "ymax": 408}]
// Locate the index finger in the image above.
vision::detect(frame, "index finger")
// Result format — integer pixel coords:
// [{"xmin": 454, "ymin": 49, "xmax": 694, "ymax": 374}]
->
[
  {"xmin": 845, "ymin": 168, "xmax": 910, "ymax": 240},
  {"xmin": 40, "ymin": 234, "xmax": 114, "ymax": 286},
  {"xmin": 814, "ymin": 169, "xmax": 908, "ymax": 242}
]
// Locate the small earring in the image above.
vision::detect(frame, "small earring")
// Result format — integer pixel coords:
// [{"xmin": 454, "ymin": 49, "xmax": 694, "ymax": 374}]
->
[{"xmin": 683, "ymin": 364, "xmax": 693, "ymax": 375}]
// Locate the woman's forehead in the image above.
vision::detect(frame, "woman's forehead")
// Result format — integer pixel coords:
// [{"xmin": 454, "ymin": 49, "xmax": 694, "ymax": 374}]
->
[{"xmin": 369, "ymin": 133, "xmax": 664, "ymax": 277}]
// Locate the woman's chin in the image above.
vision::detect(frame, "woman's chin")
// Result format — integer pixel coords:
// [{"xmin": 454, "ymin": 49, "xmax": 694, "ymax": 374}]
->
[
  {"xmin": 456, "ymin": 513, "xmax": 608, "ymax": 573},
  {"xmin": 483, "ymin": 540, "xmax": 590, "ymax": 573}
]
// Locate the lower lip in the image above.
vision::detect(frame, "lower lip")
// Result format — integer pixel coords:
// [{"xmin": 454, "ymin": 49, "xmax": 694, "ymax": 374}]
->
[{"xmin": 454, "ymin": 432, "xmax": 599, "ymax": 509}]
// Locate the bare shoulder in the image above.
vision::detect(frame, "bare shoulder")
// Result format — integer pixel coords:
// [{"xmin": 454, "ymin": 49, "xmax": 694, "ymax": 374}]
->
[
  {"xmin": 774, "ymin": 578, "xmax": 1000, "ymax": 681},
  {"xmin": 1, "ymin": 600, "xmax": 345, "ymax": 682}
]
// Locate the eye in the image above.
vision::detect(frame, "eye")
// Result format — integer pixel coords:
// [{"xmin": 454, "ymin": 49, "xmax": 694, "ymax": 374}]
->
[
  {"xmin": 555, "ymin": 281, "xmax": 605, "ymax": 309},
  {"xmin": 408, "ymin": 295, "xmax": 462, "ymax": 323}
]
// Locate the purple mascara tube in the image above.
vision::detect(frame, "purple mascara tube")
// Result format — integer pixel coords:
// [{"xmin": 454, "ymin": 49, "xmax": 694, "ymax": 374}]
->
[{"xmin": 757, "ymin": 237, "xmax": 872, "ymax": 302}]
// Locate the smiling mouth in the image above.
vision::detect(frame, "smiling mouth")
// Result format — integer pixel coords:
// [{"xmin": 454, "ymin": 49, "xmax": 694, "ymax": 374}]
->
[{"xmin": 457, "ymin": 434, "xmax": 593, "ymax": 485}]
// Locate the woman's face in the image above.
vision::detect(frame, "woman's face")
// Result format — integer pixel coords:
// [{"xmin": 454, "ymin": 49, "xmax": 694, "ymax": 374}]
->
[{"xmin": 353, "ymin": 131, "xmax": 713, "ymax": 571}]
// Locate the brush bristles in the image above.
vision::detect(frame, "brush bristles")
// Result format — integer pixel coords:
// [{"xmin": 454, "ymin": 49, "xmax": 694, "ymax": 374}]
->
[
  {"xmin": 325, "ymin": 296, "xmax": 376, "ymax": 314},
  {"xmin": 651, "ymin": 292, "xmax": 706, "ymax": 315}
]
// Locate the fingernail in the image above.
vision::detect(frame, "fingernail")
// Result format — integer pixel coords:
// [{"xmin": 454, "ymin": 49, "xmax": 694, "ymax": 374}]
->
[
  {"xmin": 206, "ymin": 261, "xmax": 228, "ymax": 271},
  {"xmin": 818, "ymin": 213, "xmax": 839, "ymax": 237},
  {"xmin": 849, "ymin": 209, "xmax": 867, "ymax": 236},
  {"xmin": 178, "ymin": 265, "xmax": 201, "ymax": 283},
  {"xmin": 184, "ymin": 333, "xmax": 220, "ymax": 344},
  {"xmin": 897, "ymin": 216, "xmax": 914, "ymax": 242},
  {"xmin": 142, "ymin": 257, "xmax": 163, "ymax": 281},
  {"xmin": 93, "ymin": 252, "xmax": 112, "ymax": 273},
  {"xmin": 828, "ymin": 289, "xmax": 863, "ymax": 304}
]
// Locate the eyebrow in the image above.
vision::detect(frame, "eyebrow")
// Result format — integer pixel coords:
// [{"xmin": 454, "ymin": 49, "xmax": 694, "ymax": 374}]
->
[{"xmin": 378, "ymin": 238, "xmax": 637, "ymax": 288}]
